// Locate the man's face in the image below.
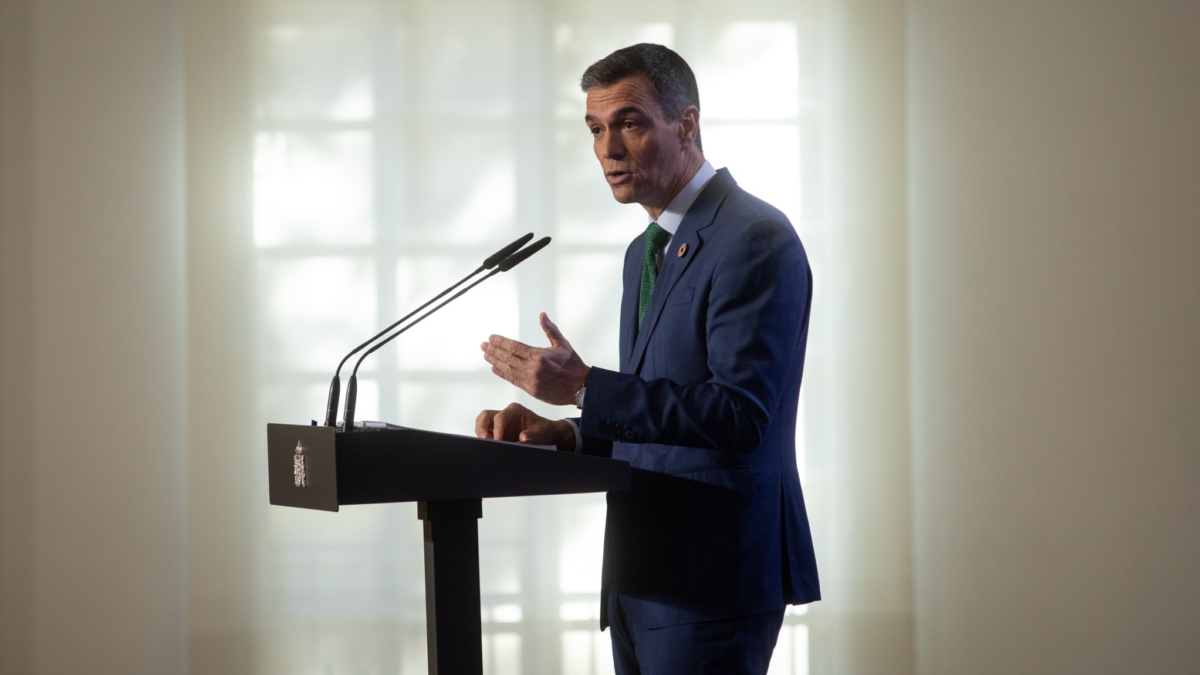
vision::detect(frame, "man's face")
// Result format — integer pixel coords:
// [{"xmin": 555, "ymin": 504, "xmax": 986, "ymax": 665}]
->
[{"xmin": 584, "ymin": 76, "xmax": 692, "ymax": 207}]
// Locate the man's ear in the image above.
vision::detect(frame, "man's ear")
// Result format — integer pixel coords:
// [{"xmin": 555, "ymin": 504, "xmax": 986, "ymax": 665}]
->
[{"xmin": 677, "ymin": 105, "xmax": 700, "ymax": 149}]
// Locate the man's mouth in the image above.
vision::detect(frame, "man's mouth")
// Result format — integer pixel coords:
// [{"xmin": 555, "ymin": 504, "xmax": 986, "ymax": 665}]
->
[{"xmin": 606, "ymin": 170, "xmax": 632, "ymax": 185}]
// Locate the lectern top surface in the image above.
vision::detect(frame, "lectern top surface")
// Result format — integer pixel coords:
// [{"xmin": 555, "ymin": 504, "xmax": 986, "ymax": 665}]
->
[
  {"xmin": 345, "ymin": 420, "xmax": 555, "ymax": 452},
  {"xmin": 267, "ymin": 422, "xmax": 630, "ymax": 511}
]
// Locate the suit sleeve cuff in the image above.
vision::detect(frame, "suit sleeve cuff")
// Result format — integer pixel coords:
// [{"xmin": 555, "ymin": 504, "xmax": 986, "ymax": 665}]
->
[
  {"xmin": 564, "ymin": 418, "xmax": 584, "ymax": 454},
  {"xmin": 578, "ymin": 367, "xmax": 641, "ymax": 442}
]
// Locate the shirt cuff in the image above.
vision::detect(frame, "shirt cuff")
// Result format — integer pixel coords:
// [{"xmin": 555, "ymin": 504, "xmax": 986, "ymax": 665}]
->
[{"xmin": 564, "ymin": 418, "xmax": 583, "ymax": 454}]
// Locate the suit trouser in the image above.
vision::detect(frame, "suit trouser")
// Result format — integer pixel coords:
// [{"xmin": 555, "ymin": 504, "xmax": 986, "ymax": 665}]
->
[{"xmin": 607, "ymin": 591, "xmax": 786, "ymax": 675}]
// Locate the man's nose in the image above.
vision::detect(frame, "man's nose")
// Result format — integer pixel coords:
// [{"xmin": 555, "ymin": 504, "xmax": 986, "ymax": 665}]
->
[{"xmin": 602, "ymin": 131, "xmax": 625, "ymax": 159}]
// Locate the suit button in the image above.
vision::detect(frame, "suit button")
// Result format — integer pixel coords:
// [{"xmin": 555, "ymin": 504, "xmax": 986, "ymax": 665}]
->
[{"xmin": 624, "ymin": 430, "xmax": 635, "ymax": 440}]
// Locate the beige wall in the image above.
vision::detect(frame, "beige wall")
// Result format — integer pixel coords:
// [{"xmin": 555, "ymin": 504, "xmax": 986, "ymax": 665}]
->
[
  {"xmin": 183, "ymin": 0, "xmax": 260, "ymax": 673},
  {"xmin": 0, "ymin": 0, "xmax": 37, "ymax": 671},
  {"xmin": 908, "ymin": 2, "xmax": 1200, "ymax": 674},
  {"xmin": 818, "ymin": 0, "xmax": 915, "ymax": 673},
  {"xmin": 0, "ymin": 0, "xmax": 189, "ymax": 673}
]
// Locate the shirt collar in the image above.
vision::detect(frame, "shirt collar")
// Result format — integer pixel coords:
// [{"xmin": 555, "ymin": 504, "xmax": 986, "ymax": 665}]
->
[{"xmin": 651, "ymin": 160, "xmax": 718, "ymax": 235}]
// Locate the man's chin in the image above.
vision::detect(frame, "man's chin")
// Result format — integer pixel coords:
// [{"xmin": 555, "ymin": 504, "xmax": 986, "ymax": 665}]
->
[{"xmin": 608, "ymin": 185, "xmax": 640, "ymax": 204}]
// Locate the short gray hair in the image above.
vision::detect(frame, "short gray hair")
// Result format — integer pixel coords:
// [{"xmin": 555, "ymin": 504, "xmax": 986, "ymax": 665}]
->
[{"xmin": 580, "ymin": 43, "xmax": 702, "ymax": 151}]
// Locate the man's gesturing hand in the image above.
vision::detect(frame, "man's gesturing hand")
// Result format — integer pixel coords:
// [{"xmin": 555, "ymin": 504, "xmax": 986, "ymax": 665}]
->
[
  {"xmin": 481, "ymin": 312, "xmax": 589, "ymax": 406},
  {"xmin": 475, "ymin": 403, "xmax": 576, "ymax": 452}
]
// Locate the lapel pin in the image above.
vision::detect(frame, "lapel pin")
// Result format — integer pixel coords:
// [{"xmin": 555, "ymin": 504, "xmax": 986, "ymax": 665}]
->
[{"xmin": 677, "ymin": 243, "xmax": 688, "ymax": 257}]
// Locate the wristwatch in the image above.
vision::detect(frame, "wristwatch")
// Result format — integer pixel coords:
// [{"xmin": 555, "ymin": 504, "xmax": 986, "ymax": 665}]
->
[{"xmin": 574, "ymin": 386, "xmax": 586, "ymax": 409}]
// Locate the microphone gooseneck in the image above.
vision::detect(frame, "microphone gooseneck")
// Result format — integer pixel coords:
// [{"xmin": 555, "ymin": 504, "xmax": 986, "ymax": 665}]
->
[
  {"xmin": 341, "ymin": 236, "xmax": 551, "ymax": 431},
  {"xmin": 322, "ymin": 233, "xmax": 533, "ymax": 426}
]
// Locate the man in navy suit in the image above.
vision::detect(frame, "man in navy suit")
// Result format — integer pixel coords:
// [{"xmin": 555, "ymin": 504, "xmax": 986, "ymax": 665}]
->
[{"xmin": 476, "ymin": 43, "xmax": 819, "ymax": 673}]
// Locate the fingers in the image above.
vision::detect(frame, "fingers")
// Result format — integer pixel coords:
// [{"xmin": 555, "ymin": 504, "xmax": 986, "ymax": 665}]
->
[
  {"xmin": 484, "ymin": 334, "xmax": 534, "ymax": 362},
  {"xmin": 491, "ymin": 407, "xmax": 509, "ymax": 441},
  {"xmin": 516, "ymin": 412, "xmax": 561, "ymax": 445},
  {"xmin": 481, "ymin": 344, "xmax": 520, "ymax": 371},
  {"xmin": 475, "ymin": 409, "xmax": 497, "ymax": 439},
  {"xmin": 518, "ymin": 418, "xmax": 554, "ymax": 444},
  {"xmin": 481, "ymin": 336, "xmax": 535, "ymax": 395},
  {"xmin": 479, "ymin": 404, "xmax": 571, "ymax": 451},
  {"xmin": 540, "ymin": 312, "xmax": 570, "ymax": 349},
  {"xmin": 487, "ymin": 358, "xmax": 531, "ymax": 395},
  {"xmin": 492, "ymin": 402, "xmax": 528, "ymax": 442},
  {"xmin": 519, "ymin": 418, "xmax": 576, "ymax": 452},
  {"xmin": 481, "ymin": 336, "xmax": 536, "ymax": 393}
]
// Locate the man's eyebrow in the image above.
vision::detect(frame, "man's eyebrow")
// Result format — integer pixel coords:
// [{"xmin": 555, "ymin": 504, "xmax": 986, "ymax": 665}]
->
[{"xmin": 584, "ymin": 106, "xmax": 648, "ymax": 124}]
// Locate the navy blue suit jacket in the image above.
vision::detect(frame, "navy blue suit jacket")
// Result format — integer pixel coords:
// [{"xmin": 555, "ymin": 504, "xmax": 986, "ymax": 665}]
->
[{"xmin": 578, "ymin": 168, "xmax": 820, "ymax": 630}]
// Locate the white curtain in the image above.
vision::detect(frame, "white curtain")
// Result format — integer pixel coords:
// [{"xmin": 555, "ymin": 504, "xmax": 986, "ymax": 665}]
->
[{"xmin": 183, "ymin": 0, "xmax": 913, "ymax": 673}]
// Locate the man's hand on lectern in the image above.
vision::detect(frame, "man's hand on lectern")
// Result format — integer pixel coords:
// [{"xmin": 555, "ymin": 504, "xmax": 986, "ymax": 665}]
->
[
  {"xmin": 481, "ymin": 312, "xmax": 590, "ymax": 406},
  {"xmin": 475, "ymin": 403, "xmax": 576, "ymax": 452}
]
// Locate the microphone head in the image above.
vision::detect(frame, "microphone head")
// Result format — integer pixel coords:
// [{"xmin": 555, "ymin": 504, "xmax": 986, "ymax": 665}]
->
[
  {"xmin": 483, "ymin": 233, "xmax": 534, "ymax": 269},
  {"xmin": 497, "ymin": 236, "xmax": 551, "ymax": 272}
]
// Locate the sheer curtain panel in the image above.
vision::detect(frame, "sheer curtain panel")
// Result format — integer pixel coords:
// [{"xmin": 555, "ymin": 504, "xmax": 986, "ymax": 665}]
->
[{"xmin": 183, "ymin": 0, "xmax": 914, "ymax": 674}]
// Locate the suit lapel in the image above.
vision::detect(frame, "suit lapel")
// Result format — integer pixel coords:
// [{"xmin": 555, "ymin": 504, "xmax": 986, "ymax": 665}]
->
[
  {"xmin": 619, "ymin": 239, "xmax": 642, "ymax": 372},
  {"xmin": 627, "ymin": 169, "xmax": 736, "ymax": 375}
]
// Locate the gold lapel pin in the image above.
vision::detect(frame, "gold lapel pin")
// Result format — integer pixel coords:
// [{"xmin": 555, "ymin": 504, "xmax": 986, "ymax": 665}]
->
[{"xmin": 677, "ymin": 243, "xmax": 688, "ymax": 257}]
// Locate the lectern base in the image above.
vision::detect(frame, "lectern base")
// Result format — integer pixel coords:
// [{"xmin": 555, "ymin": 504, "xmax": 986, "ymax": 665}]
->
[{"xmin": 419, "ymin": 498, "xmax": 484, "ymax": 675}]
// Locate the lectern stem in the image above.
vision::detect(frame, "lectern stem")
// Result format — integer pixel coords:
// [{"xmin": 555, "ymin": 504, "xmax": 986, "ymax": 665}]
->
[{"xmin": 418, "ymin": 498, "xmax": 484, "ymax": 675}]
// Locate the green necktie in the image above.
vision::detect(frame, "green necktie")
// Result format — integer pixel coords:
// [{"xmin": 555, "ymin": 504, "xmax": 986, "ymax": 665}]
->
[{"xmin": 639, "ymin": 221, "xmax": 671, "ymax": 328}]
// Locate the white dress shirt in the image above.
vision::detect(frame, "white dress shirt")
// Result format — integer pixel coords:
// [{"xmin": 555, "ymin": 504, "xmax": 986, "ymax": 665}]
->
[
  {"xmin": 566, "ymin": 160, "xmax": 718, "ymax": 452},
  {"xmin": 649, "ymin": 159, "xmax": 718, "ymax": 269}
]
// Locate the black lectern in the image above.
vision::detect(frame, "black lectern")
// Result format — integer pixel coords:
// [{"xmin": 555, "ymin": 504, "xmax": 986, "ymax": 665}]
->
[{"xmin": 267, "ymin": 423, "xmax": 630, "ymax": 675}]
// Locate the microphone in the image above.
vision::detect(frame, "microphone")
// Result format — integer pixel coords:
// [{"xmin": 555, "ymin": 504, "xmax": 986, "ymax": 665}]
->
[
  {"xmin": 341, "ymin": 236, "xmax": 551, "ymax": 431},
  {"xmin": 322, "ymin": 233, "xmax": 533, "ymax": 426}
]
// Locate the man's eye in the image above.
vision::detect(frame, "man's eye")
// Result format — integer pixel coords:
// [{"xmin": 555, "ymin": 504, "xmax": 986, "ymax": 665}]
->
[
  {"xmin": 590, "ymin": 127, "xmax": 602, "ymax": 136},
  {"xmin": 623, "ymin": 121, "xmax": 637, "ymax": 130}
]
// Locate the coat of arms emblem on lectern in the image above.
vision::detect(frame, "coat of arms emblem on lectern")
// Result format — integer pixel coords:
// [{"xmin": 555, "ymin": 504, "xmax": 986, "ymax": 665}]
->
[{"xmin": 293, "ymin": 441, "xmax": 306, "ymax": 488}]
